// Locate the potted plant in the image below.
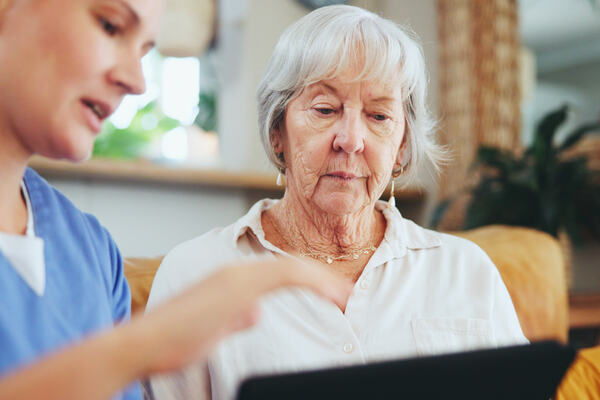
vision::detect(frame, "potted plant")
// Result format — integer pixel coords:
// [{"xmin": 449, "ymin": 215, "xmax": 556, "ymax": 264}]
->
[
  {"xmin": 93, "ymin": 101, "xmax": 180, "ymax": 160},
  {"xmin": 433, "ymin": 105, "xmax": 600, "ymax": 246}
]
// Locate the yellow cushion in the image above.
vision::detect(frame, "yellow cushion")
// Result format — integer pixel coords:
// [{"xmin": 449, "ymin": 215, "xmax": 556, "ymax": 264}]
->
[
  {"xmin": 451, "ymin": 225, "xmax": 568, "ymax": 342},
  {"xmin": 556, "ymin": 346, "xmax": 600, "ymax": 400},
  {"xmin": 124, "ymin": 257, "xmax": 163, "ymax": 315}
]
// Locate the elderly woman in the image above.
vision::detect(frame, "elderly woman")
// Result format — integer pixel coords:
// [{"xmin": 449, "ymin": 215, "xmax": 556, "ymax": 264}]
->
[{"xmin": 147, "ymin": 5, "xmax": 527, "ymax": 399}]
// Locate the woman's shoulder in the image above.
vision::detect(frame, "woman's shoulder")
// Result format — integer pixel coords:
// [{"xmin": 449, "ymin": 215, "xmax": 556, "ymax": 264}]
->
[
  {"xmin": 24, "ymin": 168, "xmax": 114, "ymax": 250},
  {"xmin": 433, "ymin": 229, "xmax": 490, "ymax": 257},
  {"xmin": 148, "ymin": 199, "xmax": 276, "ymax": 308},
  {"xmin": 160, "ymin": 225, "xmax": 239, "ymax": 274},
  {"xmin": 25, "ymin": 168, "xmax": 79, "ymax": 214},
  {"xmin": 147, "ymin": 222, "xmax": 248, "ymax": 308},
  {"xmin": 398, "ymin": 218, "xmax": 498, "ymax": 277},
  {"xmin": 400, "ymin": 217, "xmax": 489, "ymax": 258}
]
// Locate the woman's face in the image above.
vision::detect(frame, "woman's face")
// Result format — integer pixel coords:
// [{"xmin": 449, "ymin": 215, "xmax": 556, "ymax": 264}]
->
[
  {"xmin": 0, "ymin": 0, "xmax": 163, "ymax": 161},
  {"xmin": 277, "ymin": 75, "xmax": 406, "ymax": 216}
]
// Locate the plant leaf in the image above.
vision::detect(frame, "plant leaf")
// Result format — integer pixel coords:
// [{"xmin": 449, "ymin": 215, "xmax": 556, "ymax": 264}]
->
[
  {"xmin": 558, "ymin": 122, "xmax": 600, "ymax": 152},
  {"xmin": 534, "ymin": 105, "xmax": 569, "ymax": 148},
  {"xmin": 474, "ymin": 146, "xmax": 519, "ymax": 175},
  {"xmin": 430, "ymin": 199, "xmax": 453, "ymax": 229}
]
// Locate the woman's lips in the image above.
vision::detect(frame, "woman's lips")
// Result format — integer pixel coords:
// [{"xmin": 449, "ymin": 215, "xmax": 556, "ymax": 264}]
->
[
  {"xmin": 80, "ymin": 99, "xmax": 114, "ymax": 135},
  {"xmin": 80, "ymin": 101, "xmax": 103, "ymax": 134},
  {"xmin": 326, "ymin": 171, "xmax": 359, "ymax": 180}
]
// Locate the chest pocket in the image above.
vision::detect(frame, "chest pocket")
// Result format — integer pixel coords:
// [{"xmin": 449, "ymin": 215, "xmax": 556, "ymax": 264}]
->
[{"xmin": 411, "ymin": 317, "xmax": 495, "ymax": 356}]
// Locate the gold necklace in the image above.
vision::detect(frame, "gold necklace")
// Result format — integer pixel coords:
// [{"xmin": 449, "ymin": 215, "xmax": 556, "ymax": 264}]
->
[
  {"xmin": 267, "ymin": 208, "xmax": 378, "ymax": 264},
  {"xmin": 299, "ymin": 246, "xmax": 377, "ymax": 264}
]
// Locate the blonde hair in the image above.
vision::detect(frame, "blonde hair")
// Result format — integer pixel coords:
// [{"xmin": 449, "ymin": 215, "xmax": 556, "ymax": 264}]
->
[{"xmin": 257, "ymin": 5, "xmax": 444, "ymax": 183}]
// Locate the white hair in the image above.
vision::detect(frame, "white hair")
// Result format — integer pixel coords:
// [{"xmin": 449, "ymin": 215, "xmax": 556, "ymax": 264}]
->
[{"xmin": 256, "ymin": 4, "xmax": 444, "ymax": 184}]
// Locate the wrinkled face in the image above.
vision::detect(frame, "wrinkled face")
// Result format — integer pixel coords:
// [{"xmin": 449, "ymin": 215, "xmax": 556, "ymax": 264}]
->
[
  {"xmin": 0, "ymin": 0, "xmax": 163, "ymax": 161},
  {"xmin": 275, "ymin": 75, "xmax": 406, "ymax": 216}
]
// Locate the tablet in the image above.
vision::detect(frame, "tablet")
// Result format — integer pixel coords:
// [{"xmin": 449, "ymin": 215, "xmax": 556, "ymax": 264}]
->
[{"xmin": 237, "ymin": 341, "xmax": 575, "ymax": 400}]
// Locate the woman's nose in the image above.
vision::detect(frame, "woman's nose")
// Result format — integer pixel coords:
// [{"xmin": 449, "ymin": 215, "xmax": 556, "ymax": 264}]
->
[
  {"xmin": 108, "ymin": 54, "xmax": 146, "ymax": 95},
  {"xmin": 332, "ymin": 110, "xmax": 365, "ymax": 154}
]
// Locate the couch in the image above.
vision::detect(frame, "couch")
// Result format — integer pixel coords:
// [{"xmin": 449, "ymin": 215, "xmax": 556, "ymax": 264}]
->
[{"xmin": 125, "ymin": 224, "xmax": 569, "ymax": 342}]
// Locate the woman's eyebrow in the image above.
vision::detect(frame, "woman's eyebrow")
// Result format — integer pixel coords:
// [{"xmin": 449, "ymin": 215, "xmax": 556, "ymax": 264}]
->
[
  {"xmin": 369, "ymin": 96, "xmax": 396, "ymax": 104},
  {"xmin": 310, "ymin": 83, "xmax": 339, "ymax": 97},
  {"xmin": 106, "ymin": 0, "xmax": 156, "ymax": 51}
]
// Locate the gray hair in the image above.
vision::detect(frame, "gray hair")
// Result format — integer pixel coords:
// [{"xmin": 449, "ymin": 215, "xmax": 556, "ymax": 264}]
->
[{"xmin": 256, "ymin": 4, "xmax": 444, "ymax": 184}]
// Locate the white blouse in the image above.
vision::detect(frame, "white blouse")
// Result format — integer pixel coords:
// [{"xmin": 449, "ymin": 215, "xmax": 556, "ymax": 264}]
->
[{"xmin": 146, "ymin": 199, "xmax": 527, "ymax": 400}]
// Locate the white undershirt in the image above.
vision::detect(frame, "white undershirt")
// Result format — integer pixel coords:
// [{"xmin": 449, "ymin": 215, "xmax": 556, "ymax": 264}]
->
[{"xmin": 0, "ymin": 182, "xmax": 46, "ymax": 296}]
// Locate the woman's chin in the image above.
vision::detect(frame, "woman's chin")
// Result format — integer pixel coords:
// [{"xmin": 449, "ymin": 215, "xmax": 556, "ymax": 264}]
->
[
  {"xmin": 40, "ymin": 139, "xmax": 93, "ymax": 162},
  {"xmin": 313, "ymin": 192, "xmax": 363, "ymax": 216}
]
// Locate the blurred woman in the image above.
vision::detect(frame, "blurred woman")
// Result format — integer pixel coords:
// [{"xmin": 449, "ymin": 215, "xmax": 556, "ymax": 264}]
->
[{"xmin": 0, "ymin": 1, "xmax": 351, "ymax": 399}]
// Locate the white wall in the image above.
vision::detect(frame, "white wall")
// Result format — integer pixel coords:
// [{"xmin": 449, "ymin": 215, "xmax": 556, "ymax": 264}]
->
[
  {"xmin": 48, "ymin": 178, "xmax": 248, "ymax": 257},
  {"xmin": 377, "ymin": 0, "xmax": 439, "ymax": 116},
  {"xmin": 217, "ymin": 0, "xmax": 316, "ymax": 173}
]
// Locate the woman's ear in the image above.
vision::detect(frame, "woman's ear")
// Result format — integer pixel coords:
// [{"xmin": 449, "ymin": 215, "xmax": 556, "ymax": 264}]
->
[
  {"xmin": 394, "ymin": 136, "xmax": 408, "ymax": 171},
  {"xmin": 270, "ymin": 127, "xmax": 284, "ymax": 155}
]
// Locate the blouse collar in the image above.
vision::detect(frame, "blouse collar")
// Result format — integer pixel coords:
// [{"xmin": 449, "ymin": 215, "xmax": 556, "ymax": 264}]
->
[{"xmin": 230, "ymin": 199, "xmax": 441, "ymax": 266}]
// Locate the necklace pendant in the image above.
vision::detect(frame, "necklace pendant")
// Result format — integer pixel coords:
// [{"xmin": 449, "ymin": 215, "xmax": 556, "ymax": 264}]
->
[
  {"xmin": 326, "ymin": 256, "xmax": 333, "ymax": 264},
  {"xmin": 353, "ymin": 253, "xmax": 359, "ymax": 260}
]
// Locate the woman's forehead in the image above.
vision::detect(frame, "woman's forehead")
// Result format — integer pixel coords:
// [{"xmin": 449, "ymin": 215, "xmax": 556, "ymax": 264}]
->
[
  {"xmin": 303, "ymin": 78, "xmax": 402, "ymax": 101},
  {"xmin": 101, "ymin": 0, "xmax": 164, "ymax": 24}
]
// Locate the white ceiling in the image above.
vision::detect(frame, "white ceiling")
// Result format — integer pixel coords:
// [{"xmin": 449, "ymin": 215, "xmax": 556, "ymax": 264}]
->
[{"xmin": 519, "ymin": 0, "xmax": 600, "ymax": 72}]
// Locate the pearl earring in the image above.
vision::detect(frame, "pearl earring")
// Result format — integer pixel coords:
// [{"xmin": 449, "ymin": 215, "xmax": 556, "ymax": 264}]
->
[
  {"xmin": 276, "ymin": 172, "xmax": 283, "ymax": 186},
  {"xmin": 388, "ymin": 165, "xmax": 404, "ymax": 209}
]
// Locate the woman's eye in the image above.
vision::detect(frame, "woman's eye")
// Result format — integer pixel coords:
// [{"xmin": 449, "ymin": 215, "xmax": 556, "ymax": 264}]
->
[
  {"xmin": 372, "ymin": 113, "xmax": 389, "ymax": 121},
  {"xmin": 316, "ymin": 108, "xmax": 335, "ymax": 115},
  {"xmin": 99, "ymin": 18, "xmax": 119, "ymax": 35}
]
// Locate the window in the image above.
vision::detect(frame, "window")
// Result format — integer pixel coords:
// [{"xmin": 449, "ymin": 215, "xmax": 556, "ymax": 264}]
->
[{"xmin": 93, "ymin": 49, "xmax": 219, "ymax": 166}]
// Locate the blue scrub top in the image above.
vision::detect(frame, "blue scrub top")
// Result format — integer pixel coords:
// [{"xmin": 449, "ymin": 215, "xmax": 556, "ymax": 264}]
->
[{"xmin": 0, "ymin": 168, "xmax": 141, "ymax": 399}]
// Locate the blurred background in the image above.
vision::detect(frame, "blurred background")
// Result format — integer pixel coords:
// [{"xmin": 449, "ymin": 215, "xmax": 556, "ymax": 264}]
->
[{"xmin": 30, "ymin": 0, "xmax": 599, "ymax": 328}]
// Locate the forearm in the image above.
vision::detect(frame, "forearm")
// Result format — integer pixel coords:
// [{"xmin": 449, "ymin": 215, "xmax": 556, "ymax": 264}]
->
[
  {"xmin": 0, "ymin": 258, "xmax": 351, "ymax": 399},
  {"xmin": 0, "ymin": 322, "xmax": 149, "ymax": 400}
]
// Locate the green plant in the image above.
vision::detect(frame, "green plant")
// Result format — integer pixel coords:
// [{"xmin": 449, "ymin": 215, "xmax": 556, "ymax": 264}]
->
[
  {"xmin": 433, "ymin": 105, "xmax": 600, "ymax": 244},
  {"xmin": 93, "ymin": 101, "xmax": 180, "ymax": 159},
  {"xmin": 194, "ymin": 90, "xmax": 217, "ymax": 132}
]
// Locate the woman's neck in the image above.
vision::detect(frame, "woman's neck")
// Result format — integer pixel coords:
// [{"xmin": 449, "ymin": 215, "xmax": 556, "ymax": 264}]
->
[
  {"xmin": 265, "ymin": 191, "xmax": 385, "ymax": 257},
  {"xmin": 0, "ymin": 125, "xmax": 32, "ymax": 235}
]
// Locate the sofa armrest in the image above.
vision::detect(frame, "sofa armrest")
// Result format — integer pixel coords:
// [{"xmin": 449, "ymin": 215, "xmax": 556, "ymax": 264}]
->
[{"xmin": 123, "ymin": 257, "xmax": 163, "ymax": 315}]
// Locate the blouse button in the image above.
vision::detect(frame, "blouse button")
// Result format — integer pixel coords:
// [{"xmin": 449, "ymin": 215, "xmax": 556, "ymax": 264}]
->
[
  {"xmin": 343, "ymin": 343, "xmax": 354, "ymax": 353},
  {"xmin": 359, "ymin": 280, "xmax": 369, "ymax": 289}
]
